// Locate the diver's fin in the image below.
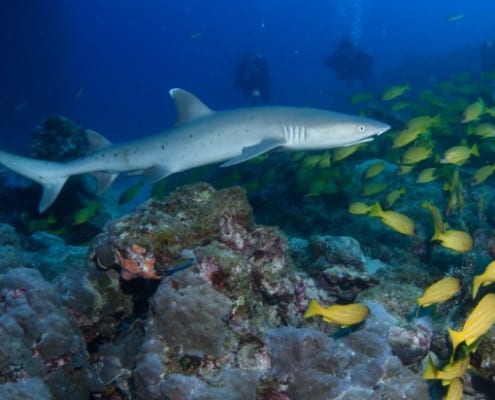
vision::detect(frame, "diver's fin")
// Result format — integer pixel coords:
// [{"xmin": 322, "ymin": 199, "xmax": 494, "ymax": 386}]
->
[
  {"xmin": 220, "ymin": 138, "xmax": 284, "ymax": 167},
  {"xmin": 91, "ymin": 172, "xmax": 119, "ymax": 193},
  {"xmin": 39, "ymin": 177, "xmax": 69, "ymax": 213},
  {"xmin": 169, "ymin": 88, "xmax": 214, "ymax": 125},
  {"xmin": 86, "ymin": 129, "xmax": 113, "ymax": 152}
]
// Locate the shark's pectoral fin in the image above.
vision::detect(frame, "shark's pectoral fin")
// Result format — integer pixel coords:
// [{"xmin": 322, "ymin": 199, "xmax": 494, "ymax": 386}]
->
[
  {"xmin": 142, "ymin": 165, "xmax": 171, "ymax": 183},
  {"xmin": 91, "ymin": 172, "xmax": 119, "ymax": 193},
  {"xmin": 40, "ymin": 177, "xmax": 69, "ymax": 213},
  {"xmin": 220, "ymin": 138, "xmax": 285, "ymax": 167}
]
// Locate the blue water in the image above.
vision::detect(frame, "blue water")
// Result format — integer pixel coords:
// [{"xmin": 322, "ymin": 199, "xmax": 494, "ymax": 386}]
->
[{"xmin": 1, "ymin": 0, "xmax": 494, "ymax": 152}]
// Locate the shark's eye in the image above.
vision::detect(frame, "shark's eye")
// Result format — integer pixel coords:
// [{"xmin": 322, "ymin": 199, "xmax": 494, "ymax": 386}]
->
[{"xmin": 358, "ymin": 125, "xmax": 367, "ymax": 132}]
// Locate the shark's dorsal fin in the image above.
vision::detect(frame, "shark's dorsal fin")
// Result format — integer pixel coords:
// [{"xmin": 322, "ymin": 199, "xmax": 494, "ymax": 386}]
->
[
  {"xmin": 86, "ymin": 129, "xmax": 113, "ymax": 152},
  {"xmin": 169, "ymin": 88, "xmax": 214, "ymax": 125}
]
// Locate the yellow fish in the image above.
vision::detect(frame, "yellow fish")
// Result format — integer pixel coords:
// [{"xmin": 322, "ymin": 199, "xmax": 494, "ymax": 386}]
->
[
  {"xmin": 416, "ymin": 167, "xmax": 439, "ymax": 183},
  {"xmin": 397, "ymin": 163, "xmax": 416, "ymax": 175},
  {"xmin": 401, "ymin": 146, "xmax": 432, "ymax": 165},
  {"xmin": 348, "ymin": 202, "xmax": 372, "ymax": 215},
  {"xmin": 423, "ymin": 201, "xmax": 472, "ymax": 252},
  {"xmin": 434, "ymin": 229, "xmax": 473, "ymax": 253},
  {"xmin": 118, "ymin": 180, "xmax": 144, "ymax": 205},
  {"xmin": 369, "ymin": 202, "xmax": 416, "ymax": 236},
  {"xmin": 471, "ymin": 164, "xmax": 495, "ymax": 186},
  {"xmin": 423, "ymin": 354, "xmax": 469, "ymax": 385},
  {"xmin": 361, "ymin": 181, "xmax": 388, "ymax": 196},
  {"xmin": 445, "ymin": 378, "xmax": 463, "ymax": 400},
  {"xmin": 385, "ymin": 187, "xmax": 406, "ymax": 208},
  {"xmin": 304, "ymin": 299, "xmax": 368, "ymax": 327},
  {"xmin": 381, "ymin": 83, "xmax": 410, "ymax": 101},
  {"xmin": 349, "ymin": 92, "xmax": 372, "ymax": 104},
  {"xmin": 407, "ymin": 115, "xmax": 439, "ymax": 132},
  {"xmin": 364, "ymin": 161, "xmax": 385, "ymax": 179},
  {"xmin": 472, "ymin": 261, "xmax": 495, "ymax": 299},
  {"xmin": 461, "ymin": 98, "xmax": 484, "ymax": 123},
  {"xmin": 302, "ymin": 154, "xmax": 323, "ymax": 169},
  {"xmin": 469, "ymin": 123, "xmax": 495, "ymax": 138},
  {"xmin": 391, "ymin": 101, "xmax": 410, "ymax": 112},
  {"xmin": 440, "ymin": 143, "xmax": 479, "ymax": 165},
  {"xmin": 333, "ymin": 144, "xmax": 363, "ymax": 162},
  {"xmin": 392, "ymin": 127, "xmax": 422, "ymax": 148},
  {"xmin": 417, "ymin": 277, "xmax": 460, "ymax": 307},
  {"xmin": 72, "ymin": 200, "xmax": 100, "ymax": 225},
  {"xmin": 448, "ymin": 293, "xmax": 495, "ymax": 355}
]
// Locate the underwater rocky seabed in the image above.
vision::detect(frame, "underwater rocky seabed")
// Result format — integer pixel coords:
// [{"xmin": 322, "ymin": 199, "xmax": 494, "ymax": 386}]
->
[{"xmin": 0, "ymin": 181, "xmax": 495, "ymax": 400}]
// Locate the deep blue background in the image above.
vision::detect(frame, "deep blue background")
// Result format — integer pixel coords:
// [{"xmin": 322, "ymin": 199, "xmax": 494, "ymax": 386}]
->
[{"xmin": 1, "ymin": 0, "xmax": 494, "ymax": 152}]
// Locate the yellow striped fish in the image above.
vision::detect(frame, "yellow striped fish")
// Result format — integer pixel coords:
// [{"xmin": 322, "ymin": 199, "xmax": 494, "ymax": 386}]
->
[
  {"xmin": 417, "ymin": 277, "xmax": 461, "ymax": 307},
  {"xmin": 473, "ymin": 261, "xmax": 495, "ymax": 299},
  {"xmin": 448, "ymin": 293, "xmax": 495, "ymax": 355},
  {"xmin": 445, "ymin": 378, "xmax": 463, "ymax": 400},
  {"xmin": 304, "ymin": 299, "xmax": 368, "ymax": 328},
  {"xmin": 423, "ymin": 354, "xmax": 469, "ymax": 385}
]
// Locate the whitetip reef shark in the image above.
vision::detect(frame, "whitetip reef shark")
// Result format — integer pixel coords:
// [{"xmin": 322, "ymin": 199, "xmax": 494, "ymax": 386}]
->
[{"xmin": 0, "ymin": 88, "xmax": 390, "ymax": 212}]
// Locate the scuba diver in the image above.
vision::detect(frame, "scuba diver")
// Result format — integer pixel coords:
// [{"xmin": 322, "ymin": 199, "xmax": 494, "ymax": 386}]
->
[
  {"xmin": 324, "ymin": 37, "xmax": 373, "ymax": 86},
  {"xmin": 234, "ymin": 52, "xmax": 270, "ymax": 104}
]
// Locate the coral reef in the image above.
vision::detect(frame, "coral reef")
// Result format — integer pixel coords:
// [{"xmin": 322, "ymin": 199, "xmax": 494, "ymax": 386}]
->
[
  {"xmin": 0, "ymin": 182, "xmax": 479, "ymax": 399},
  {"xmin": 0, "ymin": 268, "xmax": 98, "ymax": 399}
]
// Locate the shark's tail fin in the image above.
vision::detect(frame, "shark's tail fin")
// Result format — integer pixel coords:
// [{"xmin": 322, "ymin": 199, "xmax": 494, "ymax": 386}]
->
[{"xmin": 0, "ymin": 150, "xmax": 69, "ymax": 212}]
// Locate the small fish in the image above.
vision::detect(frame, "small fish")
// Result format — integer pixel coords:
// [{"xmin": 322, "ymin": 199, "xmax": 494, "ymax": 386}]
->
[
  {"xmin": 301, "ymin": 154, "xmax": 323, "ymax": 169},
  {"xmin": 348, "ymin": 201, "xmax": 372, "ymax": 215},
  {"xmin": 14, "ymin": 102, "xmax": 29, "ymax": 111},
  {"xmin": 422, "ymin": 201, "xmax": 444, "ymax": 233},
  {"xmin": 448, "ymin": 293, "xmax": 495, "ymax": 355},
  {"xmin": 446, "ymin": 13, "xmax": 464, "ymax": 22},
  {"xmin": 26, "ymin": 213, "xmax": 58, "ymax": 232},
  {"xmin": 416, "ymin": 168, "xmax": 439, "ymax": 183},
  {"xmin": 385, "ymin": 187, "xmax": 406, "ymax": 208},
  {"xmin": 433, "ymin": 229, "xmax": 473, "ymax": 253},
  {"xmin": 118, "ymin": 180, "xmax": 145, "ymax": 205},
  {"xmin": 332, "ymin": 143, "xmax": 363, "ymax": 162},
  {"xmin": 440, "ymin": 143, "xmax": 479, "ymax": 165},
  {"xmin": 369, "ymin": 202, "xmax": 416, "ymax": 236},
  {"xmin": 407, "ymin": 115, "xmax": 439, "ymax": 132},
  {"xmin": 397, "ymin": 163, "xmax": 416, "ymax": 175},
  {"xmin": 393, "ymin": 127, "xmax": 422, "ymax": 148},
  {"xmin": 461, "ymin": 98, "xmax": 484, "ymax": 123},
  {"xmin": 151, "ymin": 178, "xmax": 168, "ymax": 200},
  {"xmin": 364, "ymin": 161, "xmax": 385, "ymax": 179},
  {"xmin": 349, "ymin": 92, "xmax": 372, "ymax": 104},
  {"xmin": 190, "ymin": 32, "xmax": 202, "ymax": 40},
  {"xmin": 423, "ymin": 354, "xmax": 469, "ymax": 385},
  {"xmin": 471, "ymin": 164, "xmax": 495, "ymax": 186},
  {"xmin": 417, "ymin": 277, "xmax": 461, "ymax": 307},
  {"xmin": 391, "ymin": 101, "xmax": 410, "ymax": 112},
  {"xmin": 304, "ymin": 299, "xmax": 368, "ymax": 328},
  {"xmin": 72, "ymin": 200, "xmax": 100, "ymax": 225},
  {"xmin": 469, "ymin": 123, "xmax": 495, "ymax": 138},
  {"xmin": 381, "ymin": 83, "xmax": 410, "ymax": 101},
  {"xmin": 401, "ymin": 146, "xmax": 432, "ymax": 165},
  {"xmin": 472, "ymin": 261, "xmax": 495, "ymax": 299},
  {"xmin": 445, "ymin": 378, "xmax": 463, "ymax": 400},
  {"xmin": 361, "ymin": 181, "xmax": 388, "ymax": 196}
]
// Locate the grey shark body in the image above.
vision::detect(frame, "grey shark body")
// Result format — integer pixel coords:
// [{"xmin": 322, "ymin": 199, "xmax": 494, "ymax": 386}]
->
[{"xmin": 0, "ymin": 89, "xmax": 390, "ymax": 212}]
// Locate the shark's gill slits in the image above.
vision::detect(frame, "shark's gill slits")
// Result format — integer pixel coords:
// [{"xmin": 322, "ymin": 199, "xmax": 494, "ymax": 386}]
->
[{"xmin": 282, "ymin": 125, "xmax": 307, "ymax": 144}]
